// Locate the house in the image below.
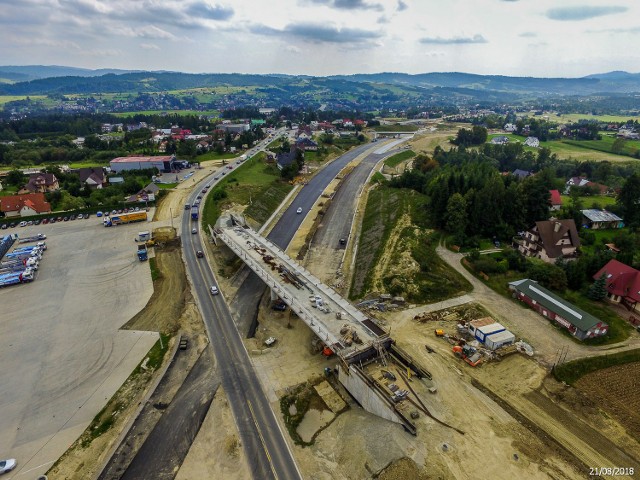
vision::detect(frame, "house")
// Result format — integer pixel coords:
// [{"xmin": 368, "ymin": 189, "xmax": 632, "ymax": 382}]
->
[
  {"xmin": 518, "ymin": 219, "xmax": 580, "ymax": 263},
  {"xmin": 512, "ymin": 169, "xmax": 532, "ymax": 179},
  {"xmin": 0, "ymin": 193, "xmax": 52, "ymax": 217},
  {"xmin": 564, "ymin": 176, "xmax": 590, "ymax": 193},
  {"xmin": 581, "ymin": 209, "xmax": 624, "ymax": 230},
  {"xmin": 276, "ymin": 147, "xmax": 301, "ymax": 170},
  {"xmin": 503, "ymin": 123, "xmax": 517, "ymax": 132},
  {"xmin": 524, "ymin": 136, "xmax": 540, "ymax": 148},
  {"xmin": 490, "ymin": 136, "xmax": 510, "ymax": 145},
  {"xmin": 508, "ymin": 279, "xmax": 608, "ymax": 340},
  {"xmin": 295, "ymin": 137, "xmax": 318, "ymax": 151},
  {"xmin": 126, "ymin": 183, "xmax": 159, "ymax": 203},
  {"xmin": 19, "ymin": 173, "xmax": 59, "ymax": 194},
  {"xmin": 77, "ymin": 167, "xmax": 106, "ymax": 189},
  {"xmin": 549, "ymin": 189, "xmax": 562, "ymax": 211},
  {"xmin": 594, "ymin": 259, "xmax": 640, "ymax": 311}
]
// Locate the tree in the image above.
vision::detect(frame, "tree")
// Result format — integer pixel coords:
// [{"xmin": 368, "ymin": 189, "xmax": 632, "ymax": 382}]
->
[
  {"xmin": 6, "ymin": 169, "xmax": 26, "ymax": 187},
  {"xmin": 527, "ymin": 262, "xmax": 567, "ymax": 291},
  {"xmin": 445, "ymin": 193, "xmax": 467, "ymax": 245},
  {"xmin": 617, "ymin": 172, "xmax": 640, "ymax": 228},
  {"xmin": 587, "ymin": 273, "xmax": 608, "ymax": 301},
  {"xmin": 612, "ymin": 138, "xmax": 626, "ymax": 155}
]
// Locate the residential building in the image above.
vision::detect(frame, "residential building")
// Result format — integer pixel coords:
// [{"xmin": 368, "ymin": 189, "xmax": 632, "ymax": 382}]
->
[
  {"xmin": 594, "ymin": 259, "xmax": 640, "ymax": 311},
  {"xmin": 77, "ymin": 167, "xmax": 106, "ymax": 189},
  {"xmin": 0, "ymin": 193, "xmax": 52, "ymax": 217},
  {"xmin": 518, "ymin": 219, "xmax": 580, "ymax": 263},
  {"xmin": 490, "ymin": 136, "xmax": 510, "ymax": 145},
  {"xmin": 19, "ymin": 173, "xmax": 59, "ymax": 194},
  {"xmin": 126, "ymin": 183, "xmax": 159, "ymax": 203},
  {"xmin": 295, "ymin": 137, "xmax": 318, "ymax": 151},
  {"xmin": 549, "ymin": 189, "xmax": 562, "ymax": 211},
  {"xmin": 512, "ymin": 169, "xmax": 532, "ymax": 179},
  {"xmin": 524, "ymin": 136, "xmax": 540, "ymax": 147},
  {"xmin": 508, "ymin": 279, "xmax": 608, "ymax": 340},
  {"xmin": 581, "ymin": 209, "xmax": 624, "ymax": 229},
  {"xmin": 503, "ymin": 123, "xmax": 517, "ymax": 132},
  {"xmin": 276, "ymin": 147, "xmax": 301, "ymax": 170}
]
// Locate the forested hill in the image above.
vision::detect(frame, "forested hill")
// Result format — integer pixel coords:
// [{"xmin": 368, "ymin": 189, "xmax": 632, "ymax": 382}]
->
[{"xmin": 0, "ymin": 68, "xmax": 639, "ymax": 97}]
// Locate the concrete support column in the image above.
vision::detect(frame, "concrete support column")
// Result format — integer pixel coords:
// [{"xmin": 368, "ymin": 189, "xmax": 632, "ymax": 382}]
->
[{"xmin": 270, "ymin": 288, "xmax": 278, "ymax": 301}]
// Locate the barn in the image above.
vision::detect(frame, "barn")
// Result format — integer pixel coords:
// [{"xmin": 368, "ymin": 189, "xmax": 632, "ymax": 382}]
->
[{"xmin": 508, "ymin": 279, "xmax": 608, "ymax": 340}]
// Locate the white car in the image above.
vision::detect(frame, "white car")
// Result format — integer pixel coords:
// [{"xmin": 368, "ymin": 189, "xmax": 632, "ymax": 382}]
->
[
  {"xmin": 19, "ymin": 221, "xmax": 27, "ymax": 227},
  {"xmin": 296, "ymin": 207, "xmax": 302, "ymax": 214},
  {"xmin": 0, "ymin": 459, "xmax": 16, "ymax": 474},
  {"xmin": 191, "ymin": 228, "xmax": 197, "ymax": 234},
  {"xmin": 210, "ymin": 285, "xmax": 219, "ymax": 295}
]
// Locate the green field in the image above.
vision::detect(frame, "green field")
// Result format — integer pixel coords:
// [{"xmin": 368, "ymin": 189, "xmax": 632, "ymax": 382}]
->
[
  {"xmin": 112, "ymin": 110, "xmax": 219, "ymax": 117},
  {"xmin": 0, "ymin": 95, "xmax": 47, "ymax": 106},
  {"xmin": 555, "ymin": 113, "xmax": 640, "ymax": 123},
  {"xmin": 384, "ymin": 149, "xmax": 416, "ymax": 167},
  {"xmin": 561, "ymin": 194, "xmax": 617, "ymax": 209},
  {"xmin": 563, "ymin": 134, "xmax": 640, "ymax": 157}
]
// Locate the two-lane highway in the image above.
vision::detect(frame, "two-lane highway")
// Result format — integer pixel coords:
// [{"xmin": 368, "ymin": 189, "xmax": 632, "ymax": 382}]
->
[{"xmin": 182, "ymin": 166, "xmax": 302, "ymax": 480}]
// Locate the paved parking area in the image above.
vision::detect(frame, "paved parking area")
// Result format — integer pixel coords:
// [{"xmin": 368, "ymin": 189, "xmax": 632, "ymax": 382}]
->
[{"xmin": 0, "ymin": 217, "xmax": 158, "ymax": 478}]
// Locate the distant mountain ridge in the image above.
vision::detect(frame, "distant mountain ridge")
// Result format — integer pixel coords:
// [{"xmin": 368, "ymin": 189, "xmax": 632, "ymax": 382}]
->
[{"xmin": 0, "ymin": 65, "xmax": 639, "ymax": 100}]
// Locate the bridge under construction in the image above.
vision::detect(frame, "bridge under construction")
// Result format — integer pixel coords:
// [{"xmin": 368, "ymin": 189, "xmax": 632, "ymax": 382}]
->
[{"xmin": 213, "ymin": 214, "xmax": 437, "ymax": 435}]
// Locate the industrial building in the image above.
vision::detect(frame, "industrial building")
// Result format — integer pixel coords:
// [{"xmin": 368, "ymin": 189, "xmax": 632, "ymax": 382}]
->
[
  {"xmin": 509, "ymin": 279, "xmax": 608, "ymax": 340},
  {"xmin": 109, "ymin": 155, "xmax": 180, "ymax": 173}
]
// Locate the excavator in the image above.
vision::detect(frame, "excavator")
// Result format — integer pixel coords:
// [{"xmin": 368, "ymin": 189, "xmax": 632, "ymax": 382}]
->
[{"xmin": 452, "ymin": 344, "xmax": 482, "ymax": 367}]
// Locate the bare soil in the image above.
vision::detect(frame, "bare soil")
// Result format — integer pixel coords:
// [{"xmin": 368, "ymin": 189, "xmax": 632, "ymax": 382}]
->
[{"xmin": 575, "ymin": 362, "xmax": 640, "ymax": 442}]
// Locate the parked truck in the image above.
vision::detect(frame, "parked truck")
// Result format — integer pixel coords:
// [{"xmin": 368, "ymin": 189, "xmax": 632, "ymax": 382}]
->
[
  {"xmin": 137, "ymin": 243, "xmax": 148, "ymax": 261},
  {"xmin": 18, "ymin": 233, "xmax": 46, "ymax": 244},
  {"xmin": 103, "ymin": 211, "xmax": 147, "ymax": 227},
  {"xmin": 0, "ymin": 268, "xmax": 34, "ymax": 287},
  {"xmin": 191, "ymin": 205, "xmax": 199, "ymax": 221}
]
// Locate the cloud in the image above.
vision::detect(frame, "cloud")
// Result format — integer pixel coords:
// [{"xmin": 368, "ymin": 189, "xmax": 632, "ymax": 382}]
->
[
  {"xmin": 546, "ymin": 5, "xmax": 627, "ymax": 21},
  {"xmin": 307, "ymin": 0, "xmax": 383, "ymax": 11},
  {"xmin": 419, "ymin": 34, "xmax": 487, "ymax": 45},
  {"xmin": 519, "ymin": 32, "xmax": 537, "ymax": 38},
  {"xmin": 251, "ymin": 22, "xmax": 382, "ymax": 44},
  {"xmin": 140, "ymin": 43, "xmax": 161, "ymax": 50},
  {"xmin": 587, "ymin": 26, "xmax": 640, "ymax": 34},
  {"xmin": 397, "ymin": 0, "xmax": 408, "ymax": 11},
  {"xmin": 185, "ymin": 2, "xmax": 234, "ymax": 21}
]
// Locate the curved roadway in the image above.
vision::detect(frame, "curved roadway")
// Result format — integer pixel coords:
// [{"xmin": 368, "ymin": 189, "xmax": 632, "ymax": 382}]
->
[{"xmin": 181, "ymin": 138, "xmax": 397, "ymax": 479}]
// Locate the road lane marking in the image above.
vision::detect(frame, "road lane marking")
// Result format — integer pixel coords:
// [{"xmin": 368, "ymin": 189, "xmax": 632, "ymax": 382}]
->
[{"xmin": 247, "ymin": 399, "xmax": 278, "ymax": 480}]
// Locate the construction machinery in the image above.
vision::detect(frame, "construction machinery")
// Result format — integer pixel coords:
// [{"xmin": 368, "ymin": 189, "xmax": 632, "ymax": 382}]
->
[{"xmin": 452, "ymin": 344, "xmax": 482, "ymax": 367}]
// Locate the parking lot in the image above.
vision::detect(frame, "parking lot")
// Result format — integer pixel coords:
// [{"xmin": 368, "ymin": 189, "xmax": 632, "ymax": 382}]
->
[{"xmin": 0, "ymin": 216, "xmax": 158, "ymax": 478}]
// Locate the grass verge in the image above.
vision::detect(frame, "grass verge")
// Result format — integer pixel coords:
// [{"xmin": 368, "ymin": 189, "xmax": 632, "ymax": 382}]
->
[
  {"xmin": 384, "ymin": 150, "xmax": 415, "ymax": 168},
  {"xmin": 149, "ymin": 257, "xmax": 161, "ymax": 281},
  {"xmin": 553, "ymin": 348, "xmax": 640, "ymax": 385}
]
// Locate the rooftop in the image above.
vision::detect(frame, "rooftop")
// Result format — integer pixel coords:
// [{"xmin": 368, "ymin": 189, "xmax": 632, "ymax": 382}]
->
[{"xmin": 581, "ymin": 209, "xmax": 623, "ymax": 223}]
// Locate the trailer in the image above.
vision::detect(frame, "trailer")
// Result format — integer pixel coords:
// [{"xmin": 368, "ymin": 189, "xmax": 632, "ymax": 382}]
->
[
  {"xmin": 13, "ymin": 243, "xmax": 45, "ymax": 253},
  {"xmin": 103, "ymin": 211, "xmax": 148, "ymax": 227},
  {"xmin": 18, "ymin": 233, "xmax": 47, "ymax": 244},
  {"xmin": 191, "ymin": 205, "xmax": 199, "ymax": 221},
  {"xmin": 0, "ymin": 269, "xmax": 33, "ymax": 287}
]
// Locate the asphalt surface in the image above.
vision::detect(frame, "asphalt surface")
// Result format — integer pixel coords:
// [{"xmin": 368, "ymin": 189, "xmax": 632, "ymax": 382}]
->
[
  {"xmin": 230, "ymin": 141, "xmax": 386, "ymax": 335},
  {"xmin": 121, "ymin": 346, "xmax": 218, "ymax": 480},
  {"xmin": 182, "ymin": 156, "xmax": 303, "ymax": 480}
]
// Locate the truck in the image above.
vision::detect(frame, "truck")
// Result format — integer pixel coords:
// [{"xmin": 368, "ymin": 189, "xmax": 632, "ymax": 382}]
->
[
  {"xmin": 18, "ymin": 233, "xmax": 46, "ymax": 244},
  {"xmin": 0, "ymin": 258, "xmax": 37, "ymax": 273},
  {"xmin": 103, "ymin": 211, "xmax": 147, "ymax": 227},
  {"xmin": 191, "ymin": 205, "xmax": 199, "ymax": 221},
  {"xmin": 137, "ymin": 243, "xmax": 148, "ymax": 261},
  {"xmin": 0, "ymin": 268, "xmax": 33, "ymax": 287}
]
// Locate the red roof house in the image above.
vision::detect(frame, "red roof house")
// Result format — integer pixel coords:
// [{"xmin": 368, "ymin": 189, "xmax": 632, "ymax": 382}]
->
[
  {"xmin": 549, "ymin": 189, "xmax": 562, "ymax": 211},
  {"xmin": 0, "ymin": 193, "xmax": 52, "ymax": 218},
  {"xmin": 594, "ymin": 259, "xmax": 640, "ymax": 310}
]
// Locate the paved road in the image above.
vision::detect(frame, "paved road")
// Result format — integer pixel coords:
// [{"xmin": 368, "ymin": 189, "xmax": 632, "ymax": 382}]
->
[
  {"xmin": 182, "ymin": 169, "xmax": 302, "ymax": 480},
  {"xmin": 231, "ymin": 141, "xmax": 393, "ymax": 335}
]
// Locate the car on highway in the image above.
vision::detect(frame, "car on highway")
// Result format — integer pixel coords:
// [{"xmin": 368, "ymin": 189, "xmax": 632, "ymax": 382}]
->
[
  {"xmin": 226, "ymin": 165, "xmax": 233, "ymax": 169},
  {"xmin": 197, "ymin": 195, "xmax": 202, "ymax": 199},
  {"xmin": 0, "ymin": 458, "xmax": 16, "ymax": 474},
  {"xmin": 339, "ymin": 238, "xmax": 346, "ymax": 245},
  {"xmin": 196, "ymin": 250, "xmax": 204, "ymax": 258},
  {"xmin": 191, "ymin": 227, "xmax": 197, "ymax": 234},
  {"xmin": 296, "ymin": 207, "xmax": 302, "ymax": 214},
  {"xmin": 210, "ymin": 285, "xmax": 219, "ymax": 295}
]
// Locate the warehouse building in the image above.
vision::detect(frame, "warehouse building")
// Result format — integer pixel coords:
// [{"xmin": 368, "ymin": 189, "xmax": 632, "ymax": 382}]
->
[
  {"xmin": 509, "ymin": 279, "xmax": 608, "ymax": 340},
  {"xmin": 109, "ymin": 155, "xmax": 179, "ymax": 173}
]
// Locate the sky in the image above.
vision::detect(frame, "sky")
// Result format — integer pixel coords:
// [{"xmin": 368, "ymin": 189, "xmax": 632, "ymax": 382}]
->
[{"xmin": 1, "ymin": 0, "xmax": 639, "ymax": 78}]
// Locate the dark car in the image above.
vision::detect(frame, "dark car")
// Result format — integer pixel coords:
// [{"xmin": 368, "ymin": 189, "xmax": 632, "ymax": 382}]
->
[
  {"xmin": 196, "ymin": 250, "xmax": 204, "ymax": 258},
  {"xmin": 272, "ymin": 301, "xmax": 287, "ymax": 311},
  {"xmin": 70, "ymin": 214, "xmax": 76, "ymax": 220},
  {"xmin": 34, "ymin": 219, "xmax": 41, "ymax": 225},
  {"xmin": 49, "ymin": 218, "xmax": 56, "ymax": 224},
  {"xmin": 339, "ymin": 238, "xmax": 346, "ymax": 245},
  {"xmin": 57, "ymin": 216, "xmax": 63, "ymax": 222},
  {"xmin": 9, "ymin": 222, "xmax": 16, "ymax": 228},
  {"xmin": 201, "ymin": 189, "xmax": 206, "ymax": 193},
  {"xmin": 197, "ymin": 195, "xmax": 202, "ymax": 199},
  {"xmin": 42, "ymin": 218, "xmax": 49, "ymax": 224},
  {"xmin": 85, "ymin": 213, "xmax": 91, "ymax": 219},
  {"xmin": 63, "ymin": 216, "xmax": 69, "ymax": 221}
]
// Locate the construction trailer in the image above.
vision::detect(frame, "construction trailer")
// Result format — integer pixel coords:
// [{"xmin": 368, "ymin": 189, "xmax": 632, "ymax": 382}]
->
[{"xmin": 484, "ymin": 330, "xmax": 516, "ymax": 351}]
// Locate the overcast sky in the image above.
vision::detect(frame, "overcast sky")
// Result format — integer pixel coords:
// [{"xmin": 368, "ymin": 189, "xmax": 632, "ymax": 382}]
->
[{"xmin": 1, "ymin": 0, "xmax": 638, "ymax": 78}]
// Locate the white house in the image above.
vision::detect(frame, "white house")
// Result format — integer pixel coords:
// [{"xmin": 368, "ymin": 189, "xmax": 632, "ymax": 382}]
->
[
  {"xmin": 524, "ymin": 136, "xmax": 540, "ymax": 148},
  {"xmin": 503, "ymin": 123, "xmax": 517, "ymax": 132}
]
